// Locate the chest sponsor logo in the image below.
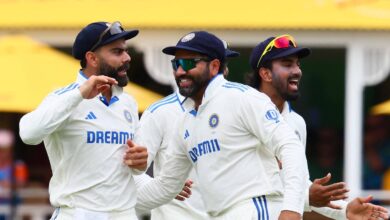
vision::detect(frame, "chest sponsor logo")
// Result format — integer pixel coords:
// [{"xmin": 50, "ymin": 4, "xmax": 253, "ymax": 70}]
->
[
  {"xmin": 188, "ymin": 138, "xmax": 220, "ymax": 163},
  {"xmin": 87, "ymin": 131, "xmax": 134, "ymax": 144}
]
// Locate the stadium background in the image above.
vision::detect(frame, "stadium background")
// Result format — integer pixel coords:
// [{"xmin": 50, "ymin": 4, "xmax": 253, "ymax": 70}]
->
[{"xmin": 0, "ymin": 0, "xmax": 390, "ymax": 219}]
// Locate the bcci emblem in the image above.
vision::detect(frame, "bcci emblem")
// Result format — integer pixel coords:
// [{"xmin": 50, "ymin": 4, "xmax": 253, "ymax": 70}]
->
[
  {"xmin": 181, "ymin": 33, "xmax": 195, "ymax": 42},
  {"xmin": 124, "ymin": 110, "xmax": 133, "ymax": 123},
  {"xmin": 209, "ymin": 114, "xmax": 219, "ymax": 128},
  {"xmin": 265, "ymin": 109, "xmax": 280, "ymax": 123}
]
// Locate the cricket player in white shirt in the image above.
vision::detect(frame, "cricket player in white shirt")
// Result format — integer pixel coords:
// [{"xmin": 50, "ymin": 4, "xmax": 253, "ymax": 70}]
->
[
  {"xmin": 19, "ymin": 21, "xmax": 148, "ymax": 220},
  {"xmin": 128, "ymin": 31, "xmax": 308, "ymax": 220},
  {"xmin": 247, "ymin": 34, "xmax": 389, "ymax": 220},
  {"xmin": 135, "ymin": 44, "xmax": 240, "ymax": 220}
]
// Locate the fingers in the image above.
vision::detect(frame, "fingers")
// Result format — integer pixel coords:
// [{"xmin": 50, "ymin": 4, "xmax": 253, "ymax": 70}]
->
[
  {"xmin": 323, "ymin": 182, "xmax": 348, "ymax": 193},
  {"xmin": 358, "ymin": 195, "xmax": 373, "ymax": 204},
  {"xmin": 174, "ymin": 180, "xmax": 193, "ymax": 201},
  {"xmin": 327, "ymin": 202, "xmax": 342, "ymax": 210},
  {"xmin": 313, "ymin": 173, "xmax": 332, "ymax": 185},
  {"xmin": 184, "ymin": 179, "xmax": 193, "ymax": 188},
  {"xmin": 79, "ymin": 75, "xmax": 118, "ymax": 99},
  {"xmin": 124, "ymin": 140, "xmax": 148, "ymax": 170},
  {"xmin": 321, "ymin": 182, "xmax": 349, "ymax": 199}
]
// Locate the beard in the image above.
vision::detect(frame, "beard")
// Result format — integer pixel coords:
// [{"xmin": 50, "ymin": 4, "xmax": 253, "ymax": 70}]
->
[
  {"xmin": 98, "ymin": 60, "xmax": 130, "ymax": 87},
  {"xmin": 176, "ymin": 66, "xmax": 210, "ymax": 98},
  {"xmin": 272, "ymin": 72, "xmax": 300, "ymax": 101}
]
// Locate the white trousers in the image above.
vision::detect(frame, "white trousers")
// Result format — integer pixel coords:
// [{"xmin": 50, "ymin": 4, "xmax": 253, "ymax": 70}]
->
[
  {"xmin": 50, "ymin": 207, "xmax": 138, "ymax": 220},
  {"xmin": 210, "ymin": 196, "xmax": 283, "ymax": 220},
  {"xmin": 151, "ymin": 203, "xmax": 210, "ymax": 220}
]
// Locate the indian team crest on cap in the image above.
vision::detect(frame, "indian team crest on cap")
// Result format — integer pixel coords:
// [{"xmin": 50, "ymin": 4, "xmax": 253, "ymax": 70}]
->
[
  {"xmin": 123, "ymin": 110, "xmax": 133, "ymax": 123},
  {"xmin": 209, "ymin": 113, "xmax": 219, "ymax": 128},
  {"xmin": 181, "ymin": 33, "xmax": 195, "ymax": 42}
]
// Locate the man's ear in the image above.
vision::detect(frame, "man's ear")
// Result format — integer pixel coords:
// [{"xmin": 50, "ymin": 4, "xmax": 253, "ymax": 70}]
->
[
  {"xmin": 209, "ymin": 59, "xmax": 221, "ymax": 77},
  {"xmin": 85, "ymin": 51, "xmax": 99, "ymax": 68},
  {"xmin": 259, "ymin": 67, "xmax": 272, "ymax": 82}
]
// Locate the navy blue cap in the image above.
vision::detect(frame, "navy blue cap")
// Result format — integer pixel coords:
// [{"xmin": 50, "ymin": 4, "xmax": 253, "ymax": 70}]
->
[
  {"xmin": 221, "ymin": 39, "xmax": 240, "ymax": 58},
  {"xmin": 249, "ymin": 36, "xmax": 311, "ymax": 70},
  {"xmin": 72, "ymin": 21, "xmax": 139, "ymax": 60},
  {"xmin": 163, "ymin": 31, "xmax": 226, "ymax": 63}
]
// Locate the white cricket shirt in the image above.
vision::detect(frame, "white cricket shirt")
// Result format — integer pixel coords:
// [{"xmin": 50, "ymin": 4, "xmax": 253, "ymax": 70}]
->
[
  {"xmin": 135, "ymin": 91, "xmax": 209, "ymax": 219},
  {"xmin": 19, "ymin": 71, "xmax": 140, "ymax": 212},
  {"xmin": 137, "ymin": 74, "xmax": 307, "ymax": 216}
]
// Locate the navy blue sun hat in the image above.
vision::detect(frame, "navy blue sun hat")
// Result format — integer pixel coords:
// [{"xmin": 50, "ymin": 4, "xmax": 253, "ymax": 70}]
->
[
  {"xmin": 72, "ymin": 21, "xmax": 139, "ymax": 60},
  {"xmin": 249, "ymin": 36, "xmax": 311, "ymax": 70},
  {"xmin": 163, "ymin": 31, "xmax": 226, "ymax": 63}
]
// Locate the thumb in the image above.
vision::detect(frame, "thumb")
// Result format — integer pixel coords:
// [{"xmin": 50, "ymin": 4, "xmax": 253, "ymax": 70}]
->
[
  {"xmin": 127, "ymin": 139, "xmax": 135, "ymax": 148},
  {"xmin": 358, "ymin": 195, "xmax": 373, "ymax": 204},
  {"xmin": 313, "ymin": 173, "xmax": 331, "ymax": 185}
]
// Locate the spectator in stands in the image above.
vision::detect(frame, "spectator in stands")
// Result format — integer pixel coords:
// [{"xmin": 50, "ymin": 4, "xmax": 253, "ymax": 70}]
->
[
  {"xmin": 363, "ymin": 115, "xmax": 390, "ymax": 190},
  {"xmin": 0, "ymin": 129, "xmax": 28, "ymax": 220}
]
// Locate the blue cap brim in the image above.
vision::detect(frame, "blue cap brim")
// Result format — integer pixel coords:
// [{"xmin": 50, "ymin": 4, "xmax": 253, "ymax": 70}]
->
[
  {"xmin": 162, "ymin": 45, "xmax": 210, "ymax": 57},
  {"xmin": 271, "ymin": 47, "xmax": 311, "ymax": 60},
  {"xmin": 225, "ymin": 49, "xmax": 240, "ymax": 58},
  {"xmin": 100, "ymin": 30, "xmax": 139, "ymax": 47}
]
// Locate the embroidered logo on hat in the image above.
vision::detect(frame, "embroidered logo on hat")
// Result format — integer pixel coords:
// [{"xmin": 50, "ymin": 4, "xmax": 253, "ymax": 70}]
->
[{"xmin": 181, "ymin": 33, "xmax": 195, "ymax": 42}]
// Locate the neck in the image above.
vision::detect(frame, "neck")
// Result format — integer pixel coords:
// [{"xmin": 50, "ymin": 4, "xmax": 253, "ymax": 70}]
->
[
  {"xmin": 259, "ymin": 85, "xmax": 285, "ymax": 113},
  {"xmin": 193, "ymin": 87, "xmax": 206, "ymax": 110}
]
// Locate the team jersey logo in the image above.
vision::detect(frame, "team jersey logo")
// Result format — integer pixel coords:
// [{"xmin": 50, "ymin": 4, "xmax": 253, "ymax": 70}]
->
[
  {"xmin": 184, "ymin": 129, "xmax": 190, "ymax": 139},
  {"xmin": 181, "ymin": 33, "xmax": 195, "ymax": 42},
  {"xmin": 265, "ymin": 109, "xmax": 280, "ymax": 123},
  {"xmin": 209, "ymin": 114, "xmax": 219, "ymax": 128},
  {"xmin": 123, "ymin": 110, "xmax": 133, "ymax": 123}
]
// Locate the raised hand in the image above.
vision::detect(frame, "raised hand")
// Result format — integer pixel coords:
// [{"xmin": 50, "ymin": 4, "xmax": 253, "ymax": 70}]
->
[
  {"xmin": 309, "ymin": 173, "xmax": 349, "ymax": 209},
  {"xmin": 79, "ymin": 75, "xmax": 118, "ymax": 99},
  {"xmin": 346, "ymin": 195, "xmax": 389, "ymax": 220},
  {"xmin": 123, "ymin": 139, "xmax": 148, "ymax": 171}
]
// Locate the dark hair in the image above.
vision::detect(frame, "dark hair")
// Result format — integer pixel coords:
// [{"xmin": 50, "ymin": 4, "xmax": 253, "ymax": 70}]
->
[
  {"xmin": 80, "ymin": 58, "xmax": 87, "ymax": 68},
  {"xmin": 218, "ymin": 59, "xmax": 226, "ymax": 73},
  {"xmin": 245, "ymin": 60, "xmax": 272, "ymax": 89}
]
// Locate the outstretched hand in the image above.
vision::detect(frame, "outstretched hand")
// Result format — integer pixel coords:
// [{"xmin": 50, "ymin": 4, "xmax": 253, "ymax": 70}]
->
[
  {"xmin": 79, "ymin": 75, "xmax": 118, "ymax": 99},
  {"xmin": 346, "ymin": 195, "xmax": 389, "ymax": 220},
  {"xmin": 309, "ymin": 173, "xmax": 349, "ymax": 209},
  {"xmin": 123, "ymin": 139, "xmax": 148, "ymax": 171}
]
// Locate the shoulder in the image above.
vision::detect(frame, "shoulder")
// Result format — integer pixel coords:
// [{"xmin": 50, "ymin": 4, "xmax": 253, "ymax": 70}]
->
[
  {"xmin": 146, "ymin": 93, "xmax": 184, "ymax": 114},
  {"xmin": 52, "ymin": 82, "xmax": 80, "ymax": 96},
  {"xmin": 121, "ymin": 91, "xmax": 138, "ymax": 112},
  {"xmin": 286, "ymin": 104, "xmax": 306, "ymax": 128}
]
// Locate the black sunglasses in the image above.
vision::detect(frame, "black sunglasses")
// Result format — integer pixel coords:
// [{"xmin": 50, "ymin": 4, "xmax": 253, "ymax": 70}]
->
[
  {"xmin": 90, "ymin": 21, "xmax": 124, "ymax": 51},
  {"xmin": 171, "ymin": 58, "xmax": 210, "ymax": 71}
]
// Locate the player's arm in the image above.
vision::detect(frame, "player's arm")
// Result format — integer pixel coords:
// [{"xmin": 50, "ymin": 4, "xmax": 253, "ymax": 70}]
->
[
  {"xmin": 240, "ymin": 93, "xmax": 307, "ymax": 218},
  {"xmin": 130, "ymin": 126, "xmax": 193, "ymax": 215},
  {"xmin": 20, "ymin": 75, "xmax": 117, "ymax": 145},
  {"xmin": 134, "ymin": 109, "xmax": 164, "ymax": 169},
  {"xmin": 133, "ymin": 174, "xmax": 193, "ymax": 202}
]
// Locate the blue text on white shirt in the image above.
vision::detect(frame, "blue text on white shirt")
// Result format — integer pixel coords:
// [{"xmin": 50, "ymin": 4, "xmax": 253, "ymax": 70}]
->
[
  {"xmin": 86, "ymin": 131, "xmax": 134, "ymax": 144},
  {"xmin": 189, "ymin": 138, "xmax": 220, "ymax": 163}
]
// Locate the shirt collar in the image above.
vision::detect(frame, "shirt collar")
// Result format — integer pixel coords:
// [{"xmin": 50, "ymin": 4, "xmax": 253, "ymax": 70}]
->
[
  {"xmin": 281, "ymin": 101, "xmax": 292, "ymax": 115},
  {"xmin": 181, "ymin": 73, "xmax": 225, "ymax": 111}
]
